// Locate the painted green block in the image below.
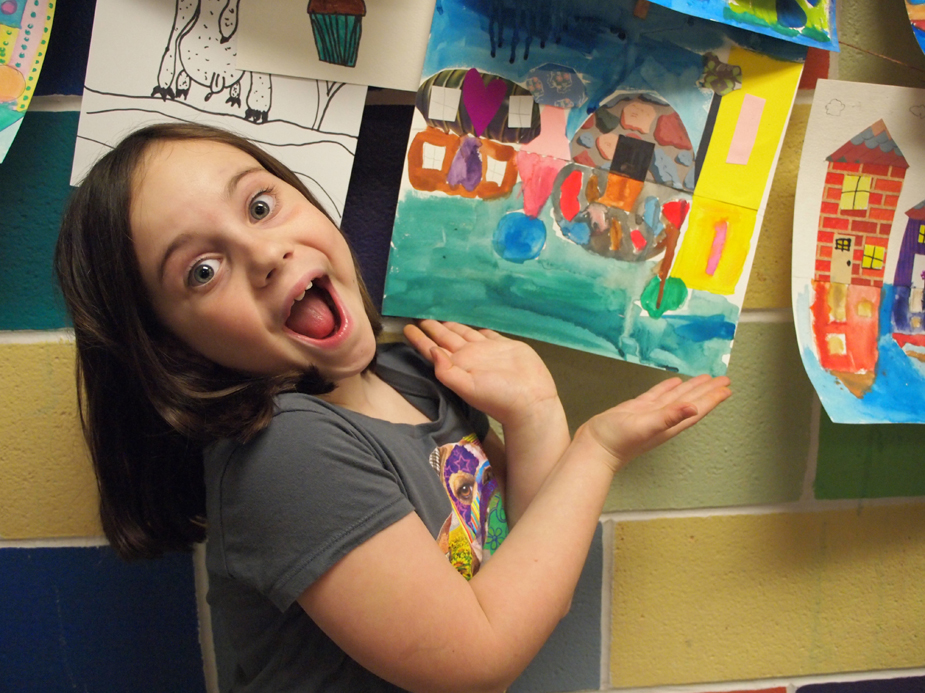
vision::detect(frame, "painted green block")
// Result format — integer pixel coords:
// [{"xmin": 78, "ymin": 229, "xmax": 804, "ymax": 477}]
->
[
  {"xmin": 0, "ymin": 110, "xmax": 78, "ymax": 330},
  {"xmin": 815, "ymin": 410, "xmax": 925, "ymax": 499},
  {"xmin": 530, "ymin": 319, "xmax": 812, "ymax": 511}
]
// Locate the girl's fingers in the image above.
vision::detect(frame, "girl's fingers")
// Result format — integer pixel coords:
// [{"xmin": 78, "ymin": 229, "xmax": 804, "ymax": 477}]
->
[{"xmin": 414, "ymin": 320, "xmax": 470, "ymax": 351}]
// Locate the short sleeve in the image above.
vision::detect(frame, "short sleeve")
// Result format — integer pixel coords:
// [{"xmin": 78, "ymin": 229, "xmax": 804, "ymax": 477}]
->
[{"xmin": 208, "ymin": 404, "xmax": 415, "ymax": 611}]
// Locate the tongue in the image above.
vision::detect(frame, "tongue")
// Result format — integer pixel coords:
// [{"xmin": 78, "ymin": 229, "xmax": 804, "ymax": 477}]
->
[{"xmin": 286, "ymin": 289, "xmax": 336, "ymax": 339}]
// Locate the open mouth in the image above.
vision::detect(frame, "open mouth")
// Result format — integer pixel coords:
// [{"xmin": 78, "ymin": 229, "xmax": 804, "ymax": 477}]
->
[{"xmin": 285, "ymin": 278, "xmax": 343, "ymax": 341}]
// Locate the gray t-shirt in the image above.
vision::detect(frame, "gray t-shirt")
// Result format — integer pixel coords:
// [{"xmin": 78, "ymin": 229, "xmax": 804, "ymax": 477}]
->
[{"xmin": 204, "ymin": 343, "xmax": 495, "ymax": 692}]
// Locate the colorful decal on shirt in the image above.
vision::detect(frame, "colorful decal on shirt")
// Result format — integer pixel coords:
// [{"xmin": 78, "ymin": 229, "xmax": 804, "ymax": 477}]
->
[{"xmin": 429, "ymin": 434, "xmax": 508, "ymax": 580}]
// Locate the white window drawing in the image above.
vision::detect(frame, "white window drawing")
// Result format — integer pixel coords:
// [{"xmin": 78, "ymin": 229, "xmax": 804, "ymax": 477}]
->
[
  {"xmin": 428, "ymin": 86, "xmax": 462, "ymax": 122},
  {"xmin": 508, "ymin": 95, "xmax": 534, "ymax": 129},
  {"xmin": 421, "ymin": 142, "xmax": 445, "ymax": 170},
  {"xmin": 485, "ymin": 156, "xmax": 506, "ymax": 185}
]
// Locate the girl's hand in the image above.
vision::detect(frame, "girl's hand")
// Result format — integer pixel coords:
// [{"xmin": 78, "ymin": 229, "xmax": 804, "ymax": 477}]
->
[
  {"xmin": 581, "ymin": 373, "xmax": 731, "ymax": 474},
  {"xmin": 404, "ymin": 320, "xmax": 559, "ymax": 429}
]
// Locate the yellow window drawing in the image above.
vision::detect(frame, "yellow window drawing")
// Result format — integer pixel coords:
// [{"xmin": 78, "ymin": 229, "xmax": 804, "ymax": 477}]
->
[
  {"xmin": 861, "ymin": 244, "xmax": 885, "ymax": 270},
  {"xmin": 840, "ymin": 175, "xmax": 871, "ymax": 211},
  {"xmin": 918, "ymin": 224, "xmax": 925, "ymax": 244}
]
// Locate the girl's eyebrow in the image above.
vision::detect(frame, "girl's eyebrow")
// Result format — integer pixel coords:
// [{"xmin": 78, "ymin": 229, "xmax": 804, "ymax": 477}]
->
[
  {"xmin": 156, "ymin": 165, "xmax": 267, "ymax": 283},
  {"xmin": 226, "ymin": 166, "xmax": 265, "ymax": 198}
]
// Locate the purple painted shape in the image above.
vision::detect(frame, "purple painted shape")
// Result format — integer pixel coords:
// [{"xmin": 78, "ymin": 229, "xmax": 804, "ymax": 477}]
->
[
  {"xmin": 447, "ymin": 136, "xmax": 482, "ymax": 191},
  {"xmin": 462, "ymin": 68, "xmax": 506, "ymax": 137}
]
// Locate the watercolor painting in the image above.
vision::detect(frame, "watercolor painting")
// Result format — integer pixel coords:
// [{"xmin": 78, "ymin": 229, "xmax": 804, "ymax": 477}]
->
[
  {"xmin": 642, "ymin": 0, "xmax": 838, "ymax": 51},
  {"xmin": 0, "ymin": 0, "xmax": 55, "ymax": 163},
  {"xmin": 907, "ymin": 0, "xmax": 925, "ymax": 55},
  {"xmin": 72, "ymin": 0, "xmax": 367, "ymax": 222},
  {"xmin": 382, "ymin": 0, "xmax": 805, "ymax": 377},
  {"xmin": 792, "ymin": 79, "xmax": 925, "ymax": 423},
  {"xmin": 236, "ymin": 0, "xmax": 437, "ymax": 91}
]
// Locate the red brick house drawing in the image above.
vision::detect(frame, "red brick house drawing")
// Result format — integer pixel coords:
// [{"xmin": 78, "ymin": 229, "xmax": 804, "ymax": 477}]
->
[{"xmin": 810, "ymin": 119, "xmax": 909, "ymax": 396}]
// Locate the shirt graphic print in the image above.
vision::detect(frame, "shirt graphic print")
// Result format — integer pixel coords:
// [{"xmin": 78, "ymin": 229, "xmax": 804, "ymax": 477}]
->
[{"xmin": 429, "ymin": 433, "xmax": 509, "ymax": 579}]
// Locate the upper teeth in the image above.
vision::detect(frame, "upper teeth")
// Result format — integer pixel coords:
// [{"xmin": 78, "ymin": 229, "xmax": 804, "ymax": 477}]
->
[{"xmin": 294, "ymin": 280, "xmax": 313, "ymax": 302}]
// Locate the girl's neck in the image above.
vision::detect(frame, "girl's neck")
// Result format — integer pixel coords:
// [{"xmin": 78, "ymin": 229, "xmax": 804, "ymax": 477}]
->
[{"xmin": 319, "ymin": 370, "xmax": 431, "ymax": 425}]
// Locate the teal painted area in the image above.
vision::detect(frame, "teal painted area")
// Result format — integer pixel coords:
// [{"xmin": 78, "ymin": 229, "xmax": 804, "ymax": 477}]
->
[
  {"xmin": 384, "ymin": 191, "xmax": 736, "ymax": 376},
  {"xmin": 0, "ymin": 110, "xmax": 77, "ymax": 330},
  {"xmin": 815, "ymin": 409, "xmax": 925, "ymax": 500}
]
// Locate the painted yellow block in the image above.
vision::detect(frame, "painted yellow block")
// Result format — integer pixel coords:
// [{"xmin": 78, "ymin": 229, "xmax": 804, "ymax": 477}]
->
[
  {"xmin": 696, "ymin": 46, "xmax": 803, "ymax": 211},
  {"xmin": 744, "ymin": 103, "xmax": 810, "ymax": 310},
  {"xmin": 611, "ymin": 506, "xmax": 925, "ymax": 687},
  {"xmin": 670, "ymin": 196, "xmax": 757, "ymax": 294},
  {"xmin": 0, "ymin": 341, "xmax": 101, "ymax": 539}
]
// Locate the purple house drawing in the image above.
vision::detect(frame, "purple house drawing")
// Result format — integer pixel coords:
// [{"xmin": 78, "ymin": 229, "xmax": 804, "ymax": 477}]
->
[{"xmin": 891, "ymin": 199, "xmax": 925, "ymax": 365}]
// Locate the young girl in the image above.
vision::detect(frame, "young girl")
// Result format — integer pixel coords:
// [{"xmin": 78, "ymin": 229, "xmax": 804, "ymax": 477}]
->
[{"xmin": 55, "ymin": 122, "xmax": 730, "ymax": 693}]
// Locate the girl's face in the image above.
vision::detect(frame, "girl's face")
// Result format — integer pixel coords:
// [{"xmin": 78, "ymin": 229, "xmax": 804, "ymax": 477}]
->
[{"xmin": 130, "ymin": 139, "xmax": 377, "ymax": 382}]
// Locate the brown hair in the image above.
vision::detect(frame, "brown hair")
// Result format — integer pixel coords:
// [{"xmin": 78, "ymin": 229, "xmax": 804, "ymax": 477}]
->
[{"xmin": 55, "ymin": 122, "xmax": 382, "ymax": 559}]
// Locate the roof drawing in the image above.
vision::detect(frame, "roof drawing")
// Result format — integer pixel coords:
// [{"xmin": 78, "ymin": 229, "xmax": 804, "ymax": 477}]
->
[
  {"xmin": 827, "ymin": 119, "xmax": 909, "ymax": 169},
  {"xmin": 906, "ymin": 199, "xmax": 925, "ymax": 222}
]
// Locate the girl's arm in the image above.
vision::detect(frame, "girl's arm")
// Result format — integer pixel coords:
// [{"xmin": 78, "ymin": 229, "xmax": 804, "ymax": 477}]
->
[
  {"xmin": 404, "ymin": 320, "xmax": 571, "ymax": 526},
  {"xmin": 298, "ymin": 327, "xmax": 730, "ymax": 693}
]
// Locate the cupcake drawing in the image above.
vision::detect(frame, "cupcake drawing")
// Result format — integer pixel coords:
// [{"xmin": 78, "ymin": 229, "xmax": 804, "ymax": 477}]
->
[{"xmin": 307, "ymin": 0, "xmax": 366, "ymax": 67}]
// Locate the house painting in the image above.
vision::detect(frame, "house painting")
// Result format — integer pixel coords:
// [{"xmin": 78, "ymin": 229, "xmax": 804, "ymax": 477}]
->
[
  {"xmin": 891, "ymin": 199, "xmax": 925, "ymax": 366},
  {"xmin": 809, "ymin": 119, "xmax": 909, "ymax": 397}
]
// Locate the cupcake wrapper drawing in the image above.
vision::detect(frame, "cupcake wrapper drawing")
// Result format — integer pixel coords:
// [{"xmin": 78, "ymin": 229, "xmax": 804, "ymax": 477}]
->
[{"xmin": 308, "ymin": 0, "xmax": 366, "ymax": 67}]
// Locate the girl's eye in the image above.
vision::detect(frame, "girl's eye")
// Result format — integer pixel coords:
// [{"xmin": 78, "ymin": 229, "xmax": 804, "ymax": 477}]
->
[
  {"xmin": 188, "ymin": 258, "xmax": 221, "ymax": 286},
  {"xmin": 249, "ymin": 192, "xmax": 275, "ymax": 221}
]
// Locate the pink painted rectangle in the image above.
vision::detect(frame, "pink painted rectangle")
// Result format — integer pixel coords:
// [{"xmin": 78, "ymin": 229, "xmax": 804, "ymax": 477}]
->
[{"xmin": 726, "ymin": 94, "xmax": 766, "ymax": 165}]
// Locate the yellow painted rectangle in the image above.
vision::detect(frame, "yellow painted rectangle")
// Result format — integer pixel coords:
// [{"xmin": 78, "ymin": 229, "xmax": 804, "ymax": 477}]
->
[
  {"xmin": 695, "ymin": 46, "xmax": 803, "ymax": 211},
  {"xmin": 0, "ymin": 341, "xmax": 101, "ymax": 539},
  {"xmin": 743, "ymin": 104, "xmax": 810, "ymax": 310},
  {"xmin": 611, "ymin": 506, "xmax": 925, "ymax": 687},
  {"xmin": 670, "ymin": 195, "xmax": 757, "ymax": 294}
]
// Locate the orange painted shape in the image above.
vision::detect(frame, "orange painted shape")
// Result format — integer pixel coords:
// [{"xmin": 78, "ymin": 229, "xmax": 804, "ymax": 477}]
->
[
  {"xmin": 599, "ymin": 173, "xmax": 643, "ymax": 212},
  {"xmin": 831, "ymin": 162, "xmax": 862, "ymax": 173}
]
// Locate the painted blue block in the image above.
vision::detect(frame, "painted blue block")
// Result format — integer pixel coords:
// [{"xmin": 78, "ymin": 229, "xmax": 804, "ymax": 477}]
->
[
  {"xmin": 0, "ymin": 110, "xmax": 77, "ymax": 330},
  {"xmin": 0, "ymin": 546, "xmax": 206, "ymax": 692},
  {"xmin": 798, "ymin": 677, "xmax": 925, "ymax": 693}
]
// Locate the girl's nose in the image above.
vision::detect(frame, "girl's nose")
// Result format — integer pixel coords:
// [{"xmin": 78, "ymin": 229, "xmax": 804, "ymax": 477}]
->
[{"xmin": 243, "ymin": 236, "xmax": 292, "ymax": 286}]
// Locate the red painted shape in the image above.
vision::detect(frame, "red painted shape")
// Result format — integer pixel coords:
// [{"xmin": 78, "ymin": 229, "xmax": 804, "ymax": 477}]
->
[
  {"xmin": 831, "ymin": 162, "xmax": 862, "ymax": 173},
  {"xmin": 560, "ymin": 169, "xmax": 583, "ymax": 222},
  {"xmin": 825, "ymin": 171, "xmax": 845, "ymax": 186},
  {"xmin": 798, "ymin": 48, "xmax": 829, "ymax": 90},
  {"xmin": 894, "ymin": 333, "xmax": 925, "ymax": 348},
  {"xmin": 822, "ymin": 216, "xmax": 849, "ymax": 230},
  {"xmin": 662, "ymin": 199, "xmax": 690, "ymax": 229},
  {"xmin": 573, "ymin": 150, "xmax": 596, "ymax": 167},
  {"xmin": 861, "ymin": 163, "xmax": 891, "ymax": 177},
  {"xmin": 875, "ymin": 178, "xmax": 904, "ymax": 193},
  {"xmin": 630, "ymin": 228, "xmax": 646, "ymax": 252},
  {"xmin": 821, "ymin": 202, "xmax": 839, "ymax": 215}
]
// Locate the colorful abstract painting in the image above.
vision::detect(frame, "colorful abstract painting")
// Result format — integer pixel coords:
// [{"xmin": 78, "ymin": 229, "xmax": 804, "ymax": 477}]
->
[
  {"xmin": 72, "ymin": 0, "xmax": 367, "ymax": 222},
  {"xmin": 907, "ymin": 0, "xmax": 925, "ymax": 55},
  {"xmin": 0, "ymin": 0, "xmax": 55, "ymax": 163},
  {"xmin": 643, "ymin": 0, "xmax": 838, "ymax": 51},
  {"xmin": 383, "ymin": 0, "xmax": 805, "ymax": 377},
  {"xmin": 792, "ymin": 79, "xmax": 925, "ymax": 423}
]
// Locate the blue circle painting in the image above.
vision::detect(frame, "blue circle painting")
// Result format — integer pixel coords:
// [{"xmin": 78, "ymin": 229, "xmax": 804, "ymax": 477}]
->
[{"xmin": 492, "ymin": 212, "xmax": 546, "ymax": 263}]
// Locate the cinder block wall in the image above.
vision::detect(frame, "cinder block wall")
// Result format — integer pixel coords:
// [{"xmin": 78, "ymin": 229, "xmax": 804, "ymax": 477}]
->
[{"xmin": 1, "ymin": 1, "xmax": 922, "ymax": 691}]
